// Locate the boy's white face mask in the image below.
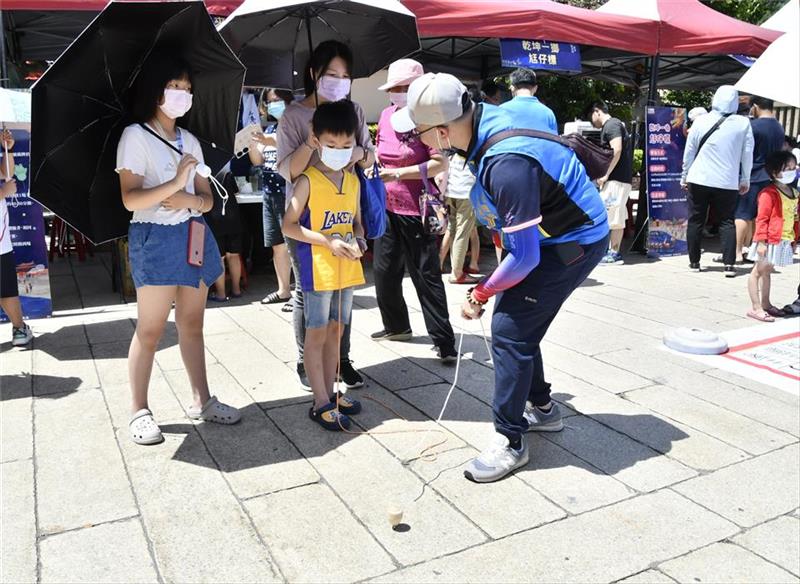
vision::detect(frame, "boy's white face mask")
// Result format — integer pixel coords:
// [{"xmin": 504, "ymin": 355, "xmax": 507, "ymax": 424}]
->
[{"xmin": 320, "ymin": 146, "xmax": 353, "ymax": 171}]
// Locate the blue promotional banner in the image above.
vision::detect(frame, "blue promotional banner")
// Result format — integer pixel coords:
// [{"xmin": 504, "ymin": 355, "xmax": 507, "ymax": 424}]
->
[
  {"xmin": 645, "ymin": 106, "xmax": 689, "ymax": 256},
  {"xmin": 500, "ymin": 39, "xmax": 582, "ymax": 73},
  {"xmin": 0, "ymin": 127, "xmax": 53, "ymax": 320}
]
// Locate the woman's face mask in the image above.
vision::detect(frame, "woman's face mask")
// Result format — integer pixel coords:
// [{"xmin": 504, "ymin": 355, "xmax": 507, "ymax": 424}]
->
[
  {"xmin": 160, "ymin": 89, "xmax": 193, "ymax": 119},
  {"xmin": 389, "ymin": 92, "xmax": 408, "ymax": 108},
  {"xmin": 267, "ymin": 100, "xmax": 286, "ymax": 120},
  {"xmin": 317, "ymin": 75, "xmax": 351, "ymax": 102},
  {"xmin": 320, "ymin": 146, "xmax": 353, "ymax": 171}
]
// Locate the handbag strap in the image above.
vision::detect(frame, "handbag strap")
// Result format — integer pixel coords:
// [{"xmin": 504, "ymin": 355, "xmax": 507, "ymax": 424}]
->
[
  {"xmin": 139, "ymin": 123, "xmax": 184, "ymax": 156},
  {"xmin": 696, "ymin": 113, "xmax": 732, "ymax": 157},
  {"xmin": 476, "ymin": 128, "xmax": 568, "ymax": 162}
]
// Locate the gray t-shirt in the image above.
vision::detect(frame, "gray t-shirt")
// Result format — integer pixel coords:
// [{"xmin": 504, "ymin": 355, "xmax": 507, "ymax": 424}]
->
[{"xmin": 276, "ymin": 100, "xmax": 374, "ymax": 202}]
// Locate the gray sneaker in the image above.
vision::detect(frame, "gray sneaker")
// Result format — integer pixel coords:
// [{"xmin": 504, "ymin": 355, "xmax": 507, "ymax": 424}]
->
[
  {"xmin": 464, "ymin": 432, "xmax": 529, "ymax": 483},
  {"xmin": 523, "ymin": 401, "xmax": 564, "ymax": 432},
  {"xmin": 11, "ymin": 324, "xmax": 33, "ymax": 347}
]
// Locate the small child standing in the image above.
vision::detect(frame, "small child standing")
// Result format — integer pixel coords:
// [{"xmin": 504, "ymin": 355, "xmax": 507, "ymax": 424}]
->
[
  {"xmin": 746, "ymin": 150, "xmax": 799, "ymax": 322},
  {"xmin": 282, "ymin": 101, "xmax": 366, "ymax": 431}
]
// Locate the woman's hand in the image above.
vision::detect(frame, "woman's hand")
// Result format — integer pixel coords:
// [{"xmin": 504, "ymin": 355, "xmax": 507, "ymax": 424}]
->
[
  {"xmin": 172, "ymin": 154, "xmax": 198, "ymax": 189},
  {"xmin": 161, "ymin": 191, "xmax": 199, "ymax": 210},
  {"xmin": 1, "ymin": 178, "xmax": 16, "ymax": 198},
  {"xmin": 250, "ymin": 132, "xmax": 277, "ymax": 148},
  {"xmin": 1, "ymin": 129, "xmax": 14, "ymax": 151}
]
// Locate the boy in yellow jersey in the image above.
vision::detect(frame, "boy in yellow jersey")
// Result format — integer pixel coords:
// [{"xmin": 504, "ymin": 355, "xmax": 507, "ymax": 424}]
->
[{"xmin": 283, "ymin": 101, "xmax": 367, "ymax": 431}]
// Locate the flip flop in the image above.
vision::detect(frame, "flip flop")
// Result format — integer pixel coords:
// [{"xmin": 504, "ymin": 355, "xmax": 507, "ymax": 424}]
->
[
  {"xmin": 448, "ymin": 273, "xmax": 480, "ymax": 285},
  {"xmin": 765, "ymin": 306, "xmax": 784, "ymax": 318},
  {"xmin": 261, "ymin": 291, "xmax": 291, "ymax": 305},
  {"xmin": 281, "ymin": 300, "xmax": 294, "ymax": 313},
  {"xmin": 746, "ymin": 309, "xmax": 775, "ymax": 323}
]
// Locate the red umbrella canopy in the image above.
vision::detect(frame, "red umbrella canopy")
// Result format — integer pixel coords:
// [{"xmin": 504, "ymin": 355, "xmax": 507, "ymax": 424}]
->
[
  {"xmin": 596, "ymin": 0, "xmax": 782, "ymax": 56},
  {"xmin": 1, "ymin": 0, "xmax": 240, "ymax": 17},
  {"xmin": 402, "ymin": 0, "xmax": 660, "ymax": 54}
]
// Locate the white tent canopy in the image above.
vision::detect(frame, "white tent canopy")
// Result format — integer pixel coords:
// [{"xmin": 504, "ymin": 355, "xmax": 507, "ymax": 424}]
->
[
  {"xmin": 761, "ymin": 0, "xmax": 798, "ymax": 34},
  {"xmin": 735, "ymin": 31, "xmax": 799, "ymax": 108}
]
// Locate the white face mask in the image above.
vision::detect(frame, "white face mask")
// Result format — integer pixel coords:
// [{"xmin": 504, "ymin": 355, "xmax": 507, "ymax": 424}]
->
[
  {"xmin": 389, "ymin": 92, "xmax": 408, "ymax": 108},
  {"xmin": 320, "ymin": 146, "xmax": 353, "ymax": 171},
  {"xmin": 317, "ymin": 76, "xmax": 351, "ymax": 102},
  {"xmin": 778, "ymin": 170, "xmax": 797, "ymax": 185},
  {"xmin": 160, "ymin": 89, "xmax": 193, "ymax": 119}
]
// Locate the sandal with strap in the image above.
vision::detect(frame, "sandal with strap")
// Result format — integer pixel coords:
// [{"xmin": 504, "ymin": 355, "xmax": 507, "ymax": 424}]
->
[
  {"xmin": 129, "ymin": 409, "xmax": 164, "ymax": 445},
  {"xmin": 309, "ymin": 402, "xmax": 351, "ymax": 431},
  {"xmin": 746, "ymin": 309, "xmax": 775, "ymax": 323},
  {"xmin": 281, "ymin": 300, "xmax": 294, "ymax": 313},
  {"xmin": 187, "ymin": 396, "xmax": 241, "ymax": 424},
  {"xmin": 261, "ymin": 291, "xmax": 291, "ymax": 305}
]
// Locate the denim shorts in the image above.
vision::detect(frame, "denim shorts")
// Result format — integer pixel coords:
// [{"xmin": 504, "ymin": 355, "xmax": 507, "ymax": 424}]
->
[
  {"xmin": 304, "ymin": 287, "xmax": 354, "ymax": 329},
  {"xmin": 262, "ymin": 190, "xmax": 286, "ymax": 247},
  {"xmin": 735, "ymin": 181, "xmax": 768, "ymax": 221},
  {"xmin": 128, "ymin": 218, "xmax": 223, "ymax": 288}
]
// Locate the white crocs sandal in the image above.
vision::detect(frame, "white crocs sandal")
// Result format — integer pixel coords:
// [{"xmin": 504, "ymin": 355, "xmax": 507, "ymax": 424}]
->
[
  {"xmin": 187, "ymin": 396, "xmax": 241, "ymax": 425},
  {"xmin": 129, "ymin": 409, "xmax": 164, "ymax": 445}
]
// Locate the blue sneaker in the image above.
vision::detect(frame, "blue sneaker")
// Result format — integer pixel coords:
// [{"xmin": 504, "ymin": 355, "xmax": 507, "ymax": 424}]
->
[
  {"xmin": 523, "ymin": 401, "xmax": 564, "ymax": 432},
  {"xmin": 599, "ymin": 251, "xmax": 623, "ymax": 265},
  {"xmin": 464, "ymin": 433, "xmax": 529, "ymax": 483}
]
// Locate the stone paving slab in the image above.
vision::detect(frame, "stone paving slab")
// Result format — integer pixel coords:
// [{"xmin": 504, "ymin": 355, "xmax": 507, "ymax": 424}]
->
[
  {"xmin": 31, "ymin": 344, "xmax": 99, "ymax": 395},
  {"xmin": 542, "ymin": 341, "xmax": 651, "ymax": 394},
  {"xmin": 34, "ymin": 389, "xmax": 137, "ymax": 534},
  {"xmin": 39, "ymin": 519, "xmax": 158, "ymax": 584},
  {"xmin": 732, "ymin": 515, "xmax": 800, "ymax": 577},
  {"xmin": 163, "ymin": 364, "xmax": 320, "ymax": 499},
  {"xmin": 115, "ymin": 425, "xmax": 279, "ymax": 582},
  {"xmin": 673, "ymin": 444, "xmax": 800, "ymax": 528},
  {"xmin": 1, "ymin": 459, "xmax": 36, "ymax": 584},
  {"xmin": 269, "ymin": 402, "xmax": 487, "ymax": 566},
  {"xmin": 1, "ymin": 377, "xmax": 33, "ymax": 463},
  {"xmin": 550, "ymin": 375, "xmax": 748, "ymax": 471},
  {"xmin": 624, "ymin": 385, "xmax": 795, "ymax": 455},
  {"xmin": 617, "ymin": 569, "xmax": 677, "ymax": 583},
  {"xmin": 373, "ymin": 490, "xmax": 738, "ymax": 583},
  {"xmin": 245, "ymin": 483, "xmax": 396, "ymax": 582},
  {"xmin": 658, "ymin": 542, "xmax": 798, "ymax": 583}
]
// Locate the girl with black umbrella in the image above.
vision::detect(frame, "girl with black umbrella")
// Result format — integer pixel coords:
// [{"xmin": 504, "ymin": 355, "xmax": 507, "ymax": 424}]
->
[
  {"xmin": 117, "ymin": 54, "xmax": 241, "ymax": 445},
  {"xmin": 276, "ymin": 40, "xmax": 375, "ymax": 390}
]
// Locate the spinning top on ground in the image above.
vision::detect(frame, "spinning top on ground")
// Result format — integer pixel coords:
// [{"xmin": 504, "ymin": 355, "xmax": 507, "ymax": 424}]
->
[
  {"xmin": 387, "ymin": 505, "xmax": 404, "ymax": 528},
  {"xmin": 663, "ymin": 327, "xmax": 728, "ymax": 355}
]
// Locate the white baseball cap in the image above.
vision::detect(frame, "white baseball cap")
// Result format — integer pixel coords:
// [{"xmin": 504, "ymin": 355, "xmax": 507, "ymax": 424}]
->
[{"xmin": 391, "ymin": 72, "xmax": 469, "ymax": 134}]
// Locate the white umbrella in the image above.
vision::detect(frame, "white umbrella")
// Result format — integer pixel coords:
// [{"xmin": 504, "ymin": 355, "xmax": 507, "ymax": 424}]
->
[
  {"xmin": 761, "ymin": 0, "xmax": 798, "ymax": 34},
  {"xmin": 735, "ymin": 31, "xmax": 799, "ymax": 108}
]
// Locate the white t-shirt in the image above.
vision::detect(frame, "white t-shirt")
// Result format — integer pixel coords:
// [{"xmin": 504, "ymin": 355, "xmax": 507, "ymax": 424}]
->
[
  {"xmin": 115, "ymin": 123, "xmax": 204, "ymax": 225},
  {"xmin": 0, "ymin": 197, "xmax": 12, "ymax": 255},
  {"xmin": 446, "ymin": 156, "xmax": 476, "ymax": 200}
]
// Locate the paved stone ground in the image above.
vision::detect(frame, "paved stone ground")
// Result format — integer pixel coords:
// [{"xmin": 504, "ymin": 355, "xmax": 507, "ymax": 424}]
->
[{"xmin": 1, "ymin": 245, "xmax": 799, "ymax": 584}]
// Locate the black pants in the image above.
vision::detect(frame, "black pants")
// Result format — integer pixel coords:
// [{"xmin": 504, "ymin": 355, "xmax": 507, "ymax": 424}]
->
[
  {"xmin": 373, "ymin": 212, "xmax": 455, "ymax": 350},
  {"xmin": 687, "ymin": 183, "xmax": 738, "ymax": 265}
]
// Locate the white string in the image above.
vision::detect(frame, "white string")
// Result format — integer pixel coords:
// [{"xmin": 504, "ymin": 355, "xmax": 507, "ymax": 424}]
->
[
  {"xmin": 478, "ymin": 316, "xmax": 494, "ymax": 367},
  {"xmin": 208, "ymin": 175, "xmax": 229, "ymax": 216}
]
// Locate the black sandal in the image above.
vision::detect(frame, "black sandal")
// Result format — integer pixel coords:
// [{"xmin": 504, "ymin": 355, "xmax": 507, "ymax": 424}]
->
[{"xmin": 261, "ymin": 291, "xmax": 291, "ymax": 305}]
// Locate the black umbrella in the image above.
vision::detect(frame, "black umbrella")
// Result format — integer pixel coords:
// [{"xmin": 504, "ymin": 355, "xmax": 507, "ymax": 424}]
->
[
  {"xmin": 218, "ymin": 0, "xmax": 420, "ymax": 90},
  {"xmin": 30, "ymin": 1, "xmax": 245, "ymax": 244}
]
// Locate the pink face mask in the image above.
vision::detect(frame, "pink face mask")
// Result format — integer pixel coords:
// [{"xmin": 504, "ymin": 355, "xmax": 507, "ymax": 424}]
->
[
  {"xmin": 160, "ymin": 89, "xmax": 193, "ymax": 119},
  {"xmin": 317, "ymin": 75, "xmax": 351, "ymax": 102}
]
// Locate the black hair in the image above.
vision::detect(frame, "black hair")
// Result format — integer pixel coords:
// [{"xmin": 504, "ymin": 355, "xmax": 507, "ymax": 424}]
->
[
  {"xmin": 765, "ymin": 150, "xmax": 797, "ymax": 178},
  {"xmin": 509, "ymin": 68, "xmax": 537, "ymax": 89},
  {"xmin": 266, "ymin": 88, "xmax": 294, "ymax": 105},
  {"xmin": 132, "ymin": 52, "xmax": 193, "ymax": 123},
  {"xmin": 303, "ymin": 40, "xmax": 353, "ymax": 97},
  {"xmin": 787, "ymin": 135, "xmax": 799, "ymax": 149},
  {"xmin": 480, "ymin": 79, "xmax": 505, "ymax": 99},
  {"xmin": 312, "ymin": 100, "xmax": 358, "ymax": 137},
  {"xmin": 589, "ymin": 100, "xmax": 609, "ymax": 115},
  {"xmin": 751, "ymin": 95, "xmax": 775, "ymax": 111}
]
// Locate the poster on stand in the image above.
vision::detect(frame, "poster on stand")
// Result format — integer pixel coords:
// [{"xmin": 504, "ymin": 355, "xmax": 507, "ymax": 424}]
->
[
  {"xmin": 0, "ymin": 126, "xmax": 52, "ymax": 321},
  {"xmin": 645, "ymin": 106, "xmax": 689, "ymax": 256}
]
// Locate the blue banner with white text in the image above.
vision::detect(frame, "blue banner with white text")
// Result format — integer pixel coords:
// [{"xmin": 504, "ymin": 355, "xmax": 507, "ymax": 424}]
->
[
  {"xmin": 646, "ymin": 106, "xmax": 688, "ymax": 256},
  {"xmin": 500, "ymin": 39, "xmax": 582, "ymax": 73}
]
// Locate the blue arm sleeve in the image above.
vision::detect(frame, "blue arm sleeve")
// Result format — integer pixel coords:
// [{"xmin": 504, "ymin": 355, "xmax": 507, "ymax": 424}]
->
[{"xmin": 473, "ymin": 226, "xmax": 540, "ymax": 302}]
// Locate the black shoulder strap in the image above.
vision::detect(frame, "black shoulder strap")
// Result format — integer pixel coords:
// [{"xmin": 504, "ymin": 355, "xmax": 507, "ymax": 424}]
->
[
  {"xmin": 696, "ymin": 113, "xmax": 732, "ymax": 156},
  {"xmin": 475, "ymin": 128, "xmax": 567, "ymax": 162},
  {"xmin": 138, "ymin": 123, "xmax": 183, "ymax": 156}
]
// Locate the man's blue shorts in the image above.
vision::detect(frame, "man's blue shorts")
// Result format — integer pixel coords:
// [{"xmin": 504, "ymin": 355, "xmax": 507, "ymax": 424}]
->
[{"xmin": 735, "ymin": 181, "xmax": 769, "ymax": 221}]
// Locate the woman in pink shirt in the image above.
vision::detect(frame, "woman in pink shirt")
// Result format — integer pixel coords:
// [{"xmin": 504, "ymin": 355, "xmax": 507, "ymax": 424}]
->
[{"xmin": 371, "ymin": 59, "xmax": 456, "ymax": 362}]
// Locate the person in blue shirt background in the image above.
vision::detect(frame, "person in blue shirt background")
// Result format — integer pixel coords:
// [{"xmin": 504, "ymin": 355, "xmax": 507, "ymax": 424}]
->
[
  {"xmin": 393, "ymin": 73, "xmax": 609, "ymax": 483},
  {"xmin": 500, "ymin": 68, "xmax": 557, "ymax": 135}
]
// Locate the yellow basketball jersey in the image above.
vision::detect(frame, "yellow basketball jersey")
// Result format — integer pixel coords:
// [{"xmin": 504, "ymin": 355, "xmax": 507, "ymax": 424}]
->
[{"xmin": 297, "ymin": 166, "xmax": 365, "ymax": 292}]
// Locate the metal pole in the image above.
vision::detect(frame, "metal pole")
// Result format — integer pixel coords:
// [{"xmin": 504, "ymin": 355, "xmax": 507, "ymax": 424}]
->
[
  {"xmin": 305, "ymin": 11, "xmax": 317, "ymax": 107},
  {"xmin": 0, "ymin": 11, "xmax": 8, "ymax": 88}
]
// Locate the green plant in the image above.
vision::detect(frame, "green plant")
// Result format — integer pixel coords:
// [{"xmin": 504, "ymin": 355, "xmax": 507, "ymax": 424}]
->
[{"xmin": 633, "ymin": 148, "xmax": 644, "ymax": 176}]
